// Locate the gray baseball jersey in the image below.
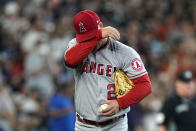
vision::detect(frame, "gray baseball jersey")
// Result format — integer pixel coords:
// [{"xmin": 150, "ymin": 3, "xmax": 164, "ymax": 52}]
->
[{"xmin": 64, "ymin": 38, "xmax": 147, "ymax": 122}]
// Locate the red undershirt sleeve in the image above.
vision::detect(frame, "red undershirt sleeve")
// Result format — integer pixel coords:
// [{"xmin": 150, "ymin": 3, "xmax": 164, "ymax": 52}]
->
[
  {"xmin": 65, "ymin": 30, "xmax": 102, "ymax": 67},
  {"xmin": 65, "ymin": 41, "xmax": 97, "ymax": 67},
  {"xmin": 116, "ymin": 74, "xmax": 152, "ymax": 110}
]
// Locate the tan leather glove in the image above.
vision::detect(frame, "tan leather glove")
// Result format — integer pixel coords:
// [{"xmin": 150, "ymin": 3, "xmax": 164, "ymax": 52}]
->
[{"xmin": 113, "ymin": 70, "xmax": 134, "ymax": 98}]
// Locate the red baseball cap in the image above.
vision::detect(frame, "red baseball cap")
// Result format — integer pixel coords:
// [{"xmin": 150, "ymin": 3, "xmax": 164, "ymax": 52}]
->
[{"xmin": 73, "ymin": 10, "xmax": 100, "ymax": 43}]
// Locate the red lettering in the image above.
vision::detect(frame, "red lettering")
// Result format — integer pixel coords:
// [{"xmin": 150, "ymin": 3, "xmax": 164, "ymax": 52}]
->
[
  {"xmin": 81, "ymin": 62, "xmax": 89, "ymax": 74},
  {"xmin": 97, "ymin": 64, "xmax": 104, "ymax": 75},
  {"xmin": 107, "ymin": 84, "xmax": 116, "ymax": 100},
  {"xmin": 90, "ymin": 61, "xmax": 96, "ymax": 73},
  {"xmin": 106, "ymin": 65, "xmax": 112, "ymax": 77},
  {"xmin": 80, "ymin": 62, "xmax": 116, "ymax": 77}
]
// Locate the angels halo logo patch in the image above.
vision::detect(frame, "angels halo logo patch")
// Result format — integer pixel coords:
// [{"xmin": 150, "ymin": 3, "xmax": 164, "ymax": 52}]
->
[{"xmin": 131, "ymin": 58, "xmax": 143, "ymax": 71}]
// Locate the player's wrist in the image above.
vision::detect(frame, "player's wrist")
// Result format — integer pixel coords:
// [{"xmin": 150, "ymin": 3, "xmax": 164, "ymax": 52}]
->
[
  {"xmin": 114, "ymin": 100, "xmax": 120, "ymax": 111},
  {"xmin": 116, "ymin": 99, "xmax": 123, "ymax": 110}
]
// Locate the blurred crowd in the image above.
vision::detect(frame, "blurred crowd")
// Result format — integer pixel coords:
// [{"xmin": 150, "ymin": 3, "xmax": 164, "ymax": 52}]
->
[{"xmin": 0, "ymin": 0, "xmax": 195, "ymax": 131}]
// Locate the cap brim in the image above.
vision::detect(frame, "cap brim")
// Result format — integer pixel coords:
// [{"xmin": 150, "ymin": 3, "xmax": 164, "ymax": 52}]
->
[
  {"xmin": 79, "ymin": 36, "xmax": 98, "ymax": 46},
  {"xmin": 177, "ymin": 70, "xmax": 194, "ymax": 82},
  {"xmin": 76, "ymin": 29, "xmax": 98, "ymax": 43},
  {"xmin": 178, "ymin": 77, "xmax": 193, "ymax": 83}
]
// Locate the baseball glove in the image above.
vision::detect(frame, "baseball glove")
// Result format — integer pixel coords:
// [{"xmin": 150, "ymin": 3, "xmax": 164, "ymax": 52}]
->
[{"xmin": 113, "ymin": 70, "xmax": 134, "ymax": 98}]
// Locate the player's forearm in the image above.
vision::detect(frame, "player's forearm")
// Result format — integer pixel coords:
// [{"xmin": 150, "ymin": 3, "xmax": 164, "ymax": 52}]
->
[
  {"xmin": 65, "ymin": 40, "xmax": 97, "ymax": 67},
  {"xmin": 116, "ymin": 74, "xmax": 152, "ymax": 109}
]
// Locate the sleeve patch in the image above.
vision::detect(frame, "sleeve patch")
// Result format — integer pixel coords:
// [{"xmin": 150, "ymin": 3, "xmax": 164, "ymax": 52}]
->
[{"xmin": 131, "ymin": 58, "xmax": 143, "ymax": 71}]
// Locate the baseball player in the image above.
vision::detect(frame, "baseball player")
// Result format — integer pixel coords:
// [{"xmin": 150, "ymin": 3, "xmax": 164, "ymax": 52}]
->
[{"xmin": 64, "ymin": 10, "xmax": 152, "ymax": 131}]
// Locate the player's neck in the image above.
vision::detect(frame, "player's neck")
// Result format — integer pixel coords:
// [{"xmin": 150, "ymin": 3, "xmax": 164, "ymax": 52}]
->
[{"xmin": 94, "ymin": 38, "xmax": 108, "ymax": 51}]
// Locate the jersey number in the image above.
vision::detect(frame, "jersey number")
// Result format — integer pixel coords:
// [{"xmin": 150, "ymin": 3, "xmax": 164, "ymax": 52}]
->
[{"xmin": 107, "ymin": 84, "xmax": 116, "ymax": 100}]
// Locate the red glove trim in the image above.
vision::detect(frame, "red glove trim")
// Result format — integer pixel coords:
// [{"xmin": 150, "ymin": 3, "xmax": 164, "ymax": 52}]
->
[{"xmin": 116, "ymin": 74, "xmax": 152, "ymax": 110}]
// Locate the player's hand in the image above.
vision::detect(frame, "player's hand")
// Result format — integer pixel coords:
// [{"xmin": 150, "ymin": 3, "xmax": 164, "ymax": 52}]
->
[
  {"xmin": 100, "ymin": 100, "xmax": 119, "ymax": 116},
  {"xmin": 101, "ymin": 26, "xmax": 120, "ymax": 41}
]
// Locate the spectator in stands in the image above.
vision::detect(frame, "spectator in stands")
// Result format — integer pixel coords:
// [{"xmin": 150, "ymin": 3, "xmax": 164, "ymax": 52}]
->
[
  {"xmin": 0, "ymin": 82, "xmax": 15, "ymax": 131},
  {"xmin": 157, "ymin": 70, "xmax": 196, "ymax": 131},
  {"xmin": 24, "ymin": 38, "xmax": 54, "ymax": 98},
  {"xmin": 48, "ymin": 72, "xmax": 75, "ymax": 131}
]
